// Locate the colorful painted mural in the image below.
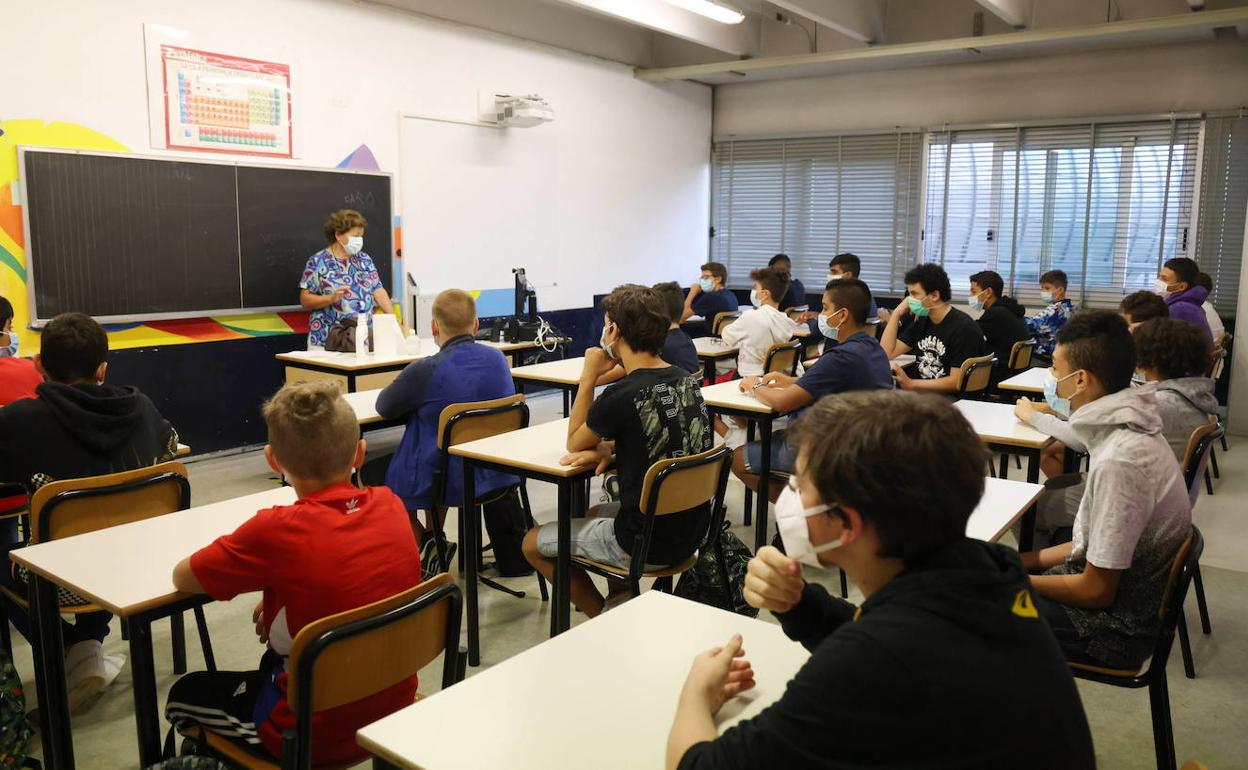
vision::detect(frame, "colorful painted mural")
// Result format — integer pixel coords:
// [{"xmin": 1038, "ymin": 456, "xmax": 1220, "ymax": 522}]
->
[{"xmin": 0, "ymin": 120, "xmax": 399, "ymax": 353}]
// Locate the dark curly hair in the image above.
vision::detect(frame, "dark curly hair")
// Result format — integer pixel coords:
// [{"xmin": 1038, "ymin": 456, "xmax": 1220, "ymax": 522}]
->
[
  {"xmin": 904, "ymin": 263, "xmax": 952, "ymax": 303},
  {"xmin": 1119, "ymin": 290, "xmax": 1168, "ymax": 324},
  {"xmin": 1133, "ymin": 317, "xmax": 1213, "ymax": 380},
  {"xmin": 602, "ymin": 284, "xmax": 669, "ymax": 355}
]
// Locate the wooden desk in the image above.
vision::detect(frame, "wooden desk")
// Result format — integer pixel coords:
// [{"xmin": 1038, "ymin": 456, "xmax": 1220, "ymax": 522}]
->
[
  {"xmin": 954, "ymin": 399, "xmax": 1055, "ymax": 551},
  {"xmin": 480, "ymin": 337, "xmax": 570, "ymax": 368},
  {"xmin": 510, "ymin": 357, "xmax": 584, "ymax": 417},
  {"xmin": 12, "ymin": 487, "xmax": 297, "ymax": 768},
  {"xmin": 692, "ymin": 336, "xmax": 739, "ymax": 384},
  {"xmin": 969, "ymin": 477, "xmax": 1045, "ymax": 543},
  {"xmin": 449, "ymin": 418, "xmax": 593, "ymax": 666},
  {"xmin": 357, "ymin": 591, "xmax": 810, "ymax": 770},
  {"xmin": 998, "ymin": 366, "xmax": 1046, "ymax": 395},
  {"xmin": 700, "ymin": 380, "xmax": 778, "ymax": 550},
  {"xmin": 340, "ymin": 388, "xmax": 406, "ymax": 432},
  {"xmin": 276, "ymin": 348, "xmax": 427, "ymax": 393}
]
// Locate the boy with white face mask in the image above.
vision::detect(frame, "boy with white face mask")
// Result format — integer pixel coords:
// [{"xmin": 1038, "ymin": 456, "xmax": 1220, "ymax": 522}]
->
[{"xmin": 667, "ymin": 391, "xmax": 1095, "ymax": 770}]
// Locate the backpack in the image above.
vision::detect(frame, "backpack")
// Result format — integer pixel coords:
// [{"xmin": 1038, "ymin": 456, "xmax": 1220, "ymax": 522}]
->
[
  {"xmin": 0, "ymin": 650, "xmax": 32, "ymax": 768},
  {"xmin": 480, "ymin": 486, "xmax": 535, "ymax": 577},
  {"xmin": 675, "ymin": 524, "xmax": 758, "ymax": 617}
]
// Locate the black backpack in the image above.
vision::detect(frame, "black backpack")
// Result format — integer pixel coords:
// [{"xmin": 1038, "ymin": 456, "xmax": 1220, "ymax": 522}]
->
[{"xmin": 675, "ymin": 523, "xmax": 758, "ymax": 617}]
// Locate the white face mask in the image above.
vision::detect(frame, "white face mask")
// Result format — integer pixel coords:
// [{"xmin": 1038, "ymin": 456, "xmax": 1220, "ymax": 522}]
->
[
  {"xmin": 344, "ymin": 235, "xmax": 364, "ymax": 256},
  {"xmin": 775, "ymin": 478, "xmax": 842, "ymax": 569},
  {"xmin": 826, "ymin": 272, "xmax": 843, "ymax": 283},
  {"xmin": 750, "ymin": 289, "xmax": 762, "ymax": 308},
  {"xmin": 599, "ymin": 321, "xmax": 617, "ymax": 359},
  {"xmin": 1152, "ymin": 278, "xmax": 1171, "ymax": 298},
  {"xmin": 1040, "ymin": 290, "xmax": 1053, "ymax": 303}
]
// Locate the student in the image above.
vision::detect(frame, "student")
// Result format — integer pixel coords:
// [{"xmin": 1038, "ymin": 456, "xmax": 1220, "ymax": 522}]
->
[
  {"xmin": 1025, "ymin": 269, "xmax": 1076, "ymax": 363},
  {"xmin": 768, "ymin": 254, "xmax": 806, "ymax": 312},
  {"xmin": 0, "ymin": 312, "xmax": 177, "ymax": 711},
  {"xmin": 826, "ymin": 253, "xmax": 878, "ymax": 318},
  {"xmin": 733, "ymin": 279, "xmax": 892, "ymax": 500},
  {"xmin": 604, "ymin": 283, "xmax": 699, "ymax": 384},
  {"xmin": 1154, "ymin": 257, "xmax": 1211, "ymax": 339},
  {"xmin": 1193, "ymin": 272, "xmax": 1225, "ymax": 340},
  {"xmin": 374, "ymin": 289, "xmax": 518, "ymax": 572},
  {"xmin": 968, "ymin": 270, "xmax": 1030, "ymax": 383},
  {"xmin": 681, "ymin": 261, "xmax": 738, "ymax": 336},
  {"xmin": 522, "ymin": 285, "xmax": 712, "ymax": 617},
  {"xmin": 1134, "ymin": 317, "xmax": 1220, "ymax": 461},
  {"xmin": 1119, "ymin": 290, "xmax": 1169, "ymax": 329},
  {"xmin": 721, "ymin": 267, "xmax": 796, "ymax": 379},
  {"xmin": 881, "ymin": 263, "xmax": 988, "ymax": 393},
  {"xmin": 1015, "ymin": 311, "xmax": 1191, "ymax": 669},
  {"xmin": 166, "ymin": 381, "xmax": 422, "ymax": 765},
  {"xmin": 0, "ymin": 297, "xmax": 39, "ymax": 404},
  {"xmin": 0, "ymin": 296, "xmax": 18, "ymax": 358},
  {"xmin": 666, "ymin": 391, "xmax": 1095, "ymax": 770}
]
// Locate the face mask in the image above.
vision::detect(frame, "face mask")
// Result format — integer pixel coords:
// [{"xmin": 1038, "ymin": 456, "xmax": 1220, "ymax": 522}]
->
[
  {"xmin": 817, "ymin": 310, "xmax": 842, "ymax": 341},
  {"xmin": 826, "ymin": 272, "xmax": 843, "ymax": 283},
  {"xmin": 698, "ymin": 277, "xmax": 715, "ymax": 292},
  {"xmin": 0, "ymin": 331, "xmax": 16, "ymax": 357},
  {"xmin": 599, "ymin": 322, "xmax": 617, "ymax": 359},
  {"xmin": 750, "ymin": 289, "xmax": 762, "ymax": 308},
  {"xmin": 1042, "ymin": 369, "xmax": 1080, "ymax": 418},
  {"xmin": 775, "ymin": 479, "xmax": 841, "ymax": 569},
  {"xmin": 1040, "ymin": 290, "xmax": 1053, "ymax": 303},
  {"xmin": 1132, "ymin": 371, "xmax": 1147, "ymax": 385},
  {"xmin": 1152, "ymin": 278, "xmax": 1171, "ymax": 298},
  {"xmin": 344, "ymin": 235, "xmax": 364, "ymax": 256},
  {"xmin": 968, "ymin": 290, "xmax": 986, "ymax": 312},
  {"xmin": 906, "ymin": 296, "xmax": 930, "ymax": 317}
]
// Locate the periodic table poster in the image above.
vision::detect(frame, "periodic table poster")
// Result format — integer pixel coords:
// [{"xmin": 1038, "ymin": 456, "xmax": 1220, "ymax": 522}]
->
[{"xmin": 157, "ymin": 44, "xmax": 293, "ymax": 158}]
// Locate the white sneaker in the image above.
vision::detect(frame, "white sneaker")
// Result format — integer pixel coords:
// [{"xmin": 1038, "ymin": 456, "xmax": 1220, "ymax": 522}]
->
[
  {"xmin": 724, "ymin": 425, "xmax": 748, "ymax": 450},
  {"xmin": 64, "ymin": 640, "xmax": 125, "ymax": 715}
]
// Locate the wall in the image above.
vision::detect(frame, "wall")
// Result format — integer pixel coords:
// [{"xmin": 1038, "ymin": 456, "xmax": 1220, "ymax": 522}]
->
[{"xmin": 713, "ymin": 38, "xmax": 1248, "ymax": 136}]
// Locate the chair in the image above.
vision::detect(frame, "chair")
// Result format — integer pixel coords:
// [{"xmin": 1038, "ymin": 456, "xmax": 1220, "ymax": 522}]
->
[
  {"xmin": 0, "ymin": 462, "xmax": 213, "ymax": 674},
  {"xmin": 763, "ymin": 340, "xmax": 803, "ymax": 377},
  {"xmin": 434, "ymin": 395, "xmax": 548, "ymax": 601},
  {"xmin": 955, "ymin": 354, "xmax": 997, "ymax": 398},
  {"xmin": 571, "ymin": 446, "xmax": 731, "ymax": 600},
  {"xmin": 1069, "ymin": 527, "xmax": 1203, "ymax": 770},
  {"xmin": 1007, "ymin": 340, "xmax": 1035, "ymax": 371},
  {"xmin": 711, "ymin": 311, "xmax": 739, "ymax": 337},
  {"xmin": 179, "ymin": 573, "xmax": 465, "ymax": 770},
  {"xmin": 1171, "ymin": 420, "xmax": 1222, "ymax": 678}
]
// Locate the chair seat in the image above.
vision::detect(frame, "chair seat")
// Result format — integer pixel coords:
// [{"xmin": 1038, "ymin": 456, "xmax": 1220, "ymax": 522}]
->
[
  {"xmin": 0, "ymin": 585, "xmax": 104, "ymax": 616},
  {"xmin": 572, "ymin": 553, "xmax": 698, "ymax": 579},
  {"xmin": 1068, "ymin": 659, "xmax": 1148, "ymax": 679},
  {"xmin": 178, "ymin": 726, "xmax": 358, "ymax": 770}
]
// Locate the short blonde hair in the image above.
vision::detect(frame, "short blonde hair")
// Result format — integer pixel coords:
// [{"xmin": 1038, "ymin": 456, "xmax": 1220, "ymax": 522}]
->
[
  {"xmin": 263, "ymin": 381, "xmax": 360, "ymax": 480},
  {"xmin": 432, "ymin": 289, "xmax": 477, "ymax": 336}
]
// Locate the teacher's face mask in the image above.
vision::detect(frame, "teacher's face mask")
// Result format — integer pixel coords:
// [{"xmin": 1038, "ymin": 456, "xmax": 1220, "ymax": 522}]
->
[{"xmin": 344, "ymin": 235, "xmax": 364, "ymax": 256}]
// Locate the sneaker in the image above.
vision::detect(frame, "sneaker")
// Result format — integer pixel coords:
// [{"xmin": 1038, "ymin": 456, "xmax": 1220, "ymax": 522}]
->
[
  {"xmin": 420, "ymin": 536, "xmax": 441, "ymax": 579},
  {"xmin": 64, "ymin": 640, "xmax": 124, "ymax": 715}
]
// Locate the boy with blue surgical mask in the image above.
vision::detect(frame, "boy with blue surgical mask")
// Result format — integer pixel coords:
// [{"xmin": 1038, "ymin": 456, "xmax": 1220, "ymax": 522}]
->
[
  {"xmin": 881, "ymin": 263, "xmax": 988, "ymax": 393},
  {"xmin": 680, "ymin": 261, "xmax": 738, "ymax": 337},
  {"xmin": 1014, "ymin": 310, "xmax": 1191, "ymax": 669},
  {"xmin": 1025, "ymin": 269, "xmax": 1077, "ymax": 364},
  {"xmin": 667, "ymin": 391, "xmax": 1095, "ymax": 770},
  {"xmin": 0, "ymin": 295, "xmax": 17, "ymax": 358}
]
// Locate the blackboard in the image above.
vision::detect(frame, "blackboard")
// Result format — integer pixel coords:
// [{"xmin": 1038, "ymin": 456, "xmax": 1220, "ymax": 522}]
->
[{"xmin": 19, "ymin": 148, "xmax": 394, "ymax": 324}]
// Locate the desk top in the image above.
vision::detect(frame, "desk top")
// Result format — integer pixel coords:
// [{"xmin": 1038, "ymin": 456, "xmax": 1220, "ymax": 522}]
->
[
  {"xmin": 356, "ymin": 591, "xmax": 809, "ymax": 770},
  {"xmin": 449, "ymin": 418, "xmax": 589, "ymax": 478},
  {"xmin": 342, "ymin": 389, "xmax": 384, "ymax": 424},
  {"xmin": 954, "ymin": 400, "xmax": 1053, "ymax": 449},
  {"xmin": 998, "ymin": 367, "xmax": 1046, "ymax": 394},
  {"xmin": 510, "ymin": 357, "xmax": 585, "ymax": 386},
  {"xmin": 482, "ymin": 338, "xmax": 568, "ymax": 353},
  {"xmin": 700, "ymin": 380, "xmax": 777, "ymax": 415},
  {"xmin": 10, "ymin": 487, "xmax": 296, "ymax": 616},
  {"xmin": 692, "ymin": 337, "xmax": 740, "ymax": 359},
  {"xmin": 275, "ymin": 348, "xmax": 426, "ymax": 371},
  {"xmin": 968, "ymin": 477, "xmax": 1045, "ymax": 543}
]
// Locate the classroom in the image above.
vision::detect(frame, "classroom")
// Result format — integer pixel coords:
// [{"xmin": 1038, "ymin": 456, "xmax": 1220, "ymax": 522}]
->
[{"xmin": 2, "ymin": 0, "xmax": 1248, "ymax": 767}]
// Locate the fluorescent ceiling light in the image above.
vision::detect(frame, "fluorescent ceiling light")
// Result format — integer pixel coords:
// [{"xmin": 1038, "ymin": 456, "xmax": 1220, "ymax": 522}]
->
[{"xmin": 661, "ymin": 0, "xmax": 745, "ymax": 24}]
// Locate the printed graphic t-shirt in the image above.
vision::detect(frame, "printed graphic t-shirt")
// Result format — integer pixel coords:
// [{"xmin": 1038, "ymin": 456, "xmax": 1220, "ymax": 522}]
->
[{"xmin": 898, "ymin": 307, "xmax": 988, "ymax": 381}]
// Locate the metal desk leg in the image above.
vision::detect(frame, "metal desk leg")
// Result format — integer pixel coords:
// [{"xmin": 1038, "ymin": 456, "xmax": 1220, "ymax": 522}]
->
[
  {"xmin": 553, "ymin": 479, "xmax": 573, "ymax": 636},
  {"xmin": 755, "ymin": 419, "xmax": 773, "ymax": 551},
  {"xmin": 129, "ymin": 616, "xmax": 162, "ymax": 766},
  {"xmin": 562, "ymin": 389, "xmax": 570, "ymax": 417},
  {"xmin": 1017, "ymin": 448, "xmax": 1042, "ymax": 552},
  {"xmin": 463, "ymin": 462, "xmax": 480, "ymax": 667},
  {"xmin": 30, "ymin": 573, "xmax": 74, "ymax": 769},
  {"xmin": 702, "ymin": 358, "xmax": 715, "ymax": 386},
  {"xmin": 743, "ymin": 421, "xmax": 755, "ymax": 527}
]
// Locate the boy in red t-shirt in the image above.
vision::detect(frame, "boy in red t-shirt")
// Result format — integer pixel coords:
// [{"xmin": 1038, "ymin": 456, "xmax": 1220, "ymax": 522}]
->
[{"xmin": 165, "ymin": 381, "xmax": 422, "ymax": 764}]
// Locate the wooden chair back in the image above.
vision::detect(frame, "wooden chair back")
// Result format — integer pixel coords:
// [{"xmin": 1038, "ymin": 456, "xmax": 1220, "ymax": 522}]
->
[
  {"xmin": 286, "ymin": 573, "xmax": 463, "ymax": 768},
  {"xmin": 1208, "ymin": 332, "xmax": 1229, "ymax": 379},
  {"xmin": 956, "ymin": 354, "xmax": 997, "ymax": 395},
  {"xmin": 640, "ymin": 446, "xmax": 730, "ymax": 517},
  {"xmin": 1007, "ymin": 340, "xmax": 1034, "ymax": 370},
  {"xmin": 29, "ymin": 461, "xmax": 190, "ymax": 544},
  {"xmin": 711, "ymin": 312, "xmax": 739, "ymax": 336},
  {"xmin": 1181, "ymin": 419, "xmax": 1222, "ymax": 507},
  {"xmin": 764, "ymin": 340, "xmax": 803, "ymax": 376},
  {"xmin": 436, "ymin": 394, "xmax": 527, "ymax": 451}
]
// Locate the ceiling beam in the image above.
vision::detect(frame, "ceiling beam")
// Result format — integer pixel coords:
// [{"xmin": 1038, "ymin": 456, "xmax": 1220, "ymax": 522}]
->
[
  {"xmin": 768, "ymin": 0, "xmax": 878, "ymax": 44},
  {"xmin": 975, "ymin": 0, "xmax": 1030, "ymax": 28},
  {"xmin": 545, "ymin": 0, "xmax": 759, "ymax": 56}
]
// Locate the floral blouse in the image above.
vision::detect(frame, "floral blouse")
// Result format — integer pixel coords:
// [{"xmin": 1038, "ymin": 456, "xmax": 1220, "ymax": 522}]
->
[{"xmin": 299, "ymin": 249, "xmax": 382, "ymax": 347}]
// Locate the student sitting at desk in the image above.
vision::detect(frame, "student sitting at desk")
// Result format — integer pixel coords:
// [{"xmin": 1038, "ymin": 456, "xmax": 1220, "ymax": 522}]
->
[
  {"xmin": 372, "ymin": 289, "xmax": 519, "ymax": 575},
  {"xmin": 1119, "ymin": 290, "xmax": 1169, "ymax": 330},
  {"xmin": 666, "ymin": 391, "xmax": 1095, "ymax": 770},
  {"xmin": 1025, "ymin": 269, "xmax": 1077, "ymax": 364},
  {"xmin": 681, "ymin": 261, "xmax": 738, "ymax": 337},
  {"xmin": 733, "ymin": 279, "xmax": 892, "ymax": 501},
  {"xmin": 969, "ymin": 270, "xmax": 1030, "ymax": 384},
  {"xmin": 881, "ymin": 263, "xmax": 988, "ymax": 394},
  {"xmin": 523, "ymin": 284, "xmax": 712, "ymax": 617},
  {"xmin": 1014, "ymin": 311, "xmax": 1191, "ymax": 669},
  {"xmin": 768, "ymin": 254, "xmax": 806, "ymax": 312},
  {"xmin": 1155, "ymin": 257, "xmax": 1212, "ymax": 340},
  {"xmin": 1130, "ymin": 317, "xmax": 1220, "ymax": 463},
  {"xmin": 0, "ymin": 297, "xmax": 39, "ymax": 403},
  {"xmin": 799, "ymin": 254, "xmax": 879, "ymax": 347},
  {"xmin": 167, "ymin": 382, "xmax": 421, "ymax": 766},
  {"xmin": 599, "ymin": 282, "xmax": 700, "ymax": 386},
  {"xmin": 0, "ymin": 312, "xmax": 178, "ymax": 712}
]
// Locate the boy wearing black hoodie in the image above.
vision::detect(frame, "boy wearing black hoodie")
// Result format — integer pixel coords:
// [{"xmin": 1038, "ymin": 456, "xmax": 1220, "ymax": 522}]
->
[
  {"xmin": 667, "ymin": 390, "xmax": 1094, "ymax": 770},
  {"xmin": 0, "ymin": 312, "xmax": 178, "ymax": 711},
  {"xmin": 970, "ymin": 270, "xmax": 1030, "ymax": 383}
]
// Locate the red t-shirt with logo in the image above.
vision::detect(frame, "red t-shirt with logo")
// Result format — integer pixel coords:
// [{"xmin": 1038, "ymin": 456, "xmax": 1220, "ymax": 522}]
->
[
  {"xmin": 0, "ymin": 358, "xmax": 41, "ymax": 511},
  {"xmin": 190, "ymin": 482, "xmax": 422, "ymax": 763}
]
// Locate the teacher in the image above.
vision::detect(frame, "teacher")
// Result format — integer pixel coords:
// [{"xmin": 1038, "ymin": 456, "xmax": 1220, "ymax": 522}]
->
[{"xmin": 298, "ymin": 208, "xmax": 403, "ymax": 348}]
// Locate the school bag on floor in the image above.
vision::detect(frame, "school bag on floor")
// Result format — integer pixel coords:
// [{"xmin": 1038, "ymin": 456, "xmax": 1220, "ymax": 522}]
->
[
  {"xmin": 480, "ymin": 486, "xmax": 535, "ymax": 577},
  {"xmin": 0, "ymin": 649, "xmax": 32, "ymax": 768},
  {"xmin": 675, "ymin": 523, "xmax": 758, "ymax": 618}
]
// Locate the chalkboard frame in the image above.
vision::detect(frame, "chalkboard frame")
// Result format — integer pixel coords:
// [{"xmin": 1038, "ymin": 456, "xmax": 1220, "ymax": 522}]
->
[{"xmin": 18, "ymin": 146, "xmax": 395, "ymax": 326}]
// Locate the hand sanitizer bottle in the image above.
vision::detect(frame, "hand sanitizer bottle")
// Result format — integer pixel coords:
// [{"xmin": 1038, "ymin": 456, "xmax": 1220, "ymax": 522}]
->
[{"xmin": 355, "ymin": 313, "xmax": 369, "ymax": 356}]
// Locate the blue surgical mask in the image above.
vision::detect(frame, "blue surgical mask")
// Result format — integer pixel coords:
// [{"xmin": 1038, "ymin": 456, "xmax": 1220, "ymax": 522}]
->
[
  {"xmin": 698, "ymin": 278, "xmax": 715, "ymax": 292},
  {"xmin": 968, "ymin": 290, "xmax": 986, "ymax": 312},
  {"xmin": 1042, "ymin": 369, "xmax": 1079, "ymax": 418},
  {"xmin": 344, "ymin": 235, "xmax": 364, "ymax": 256},
  {"xmin": 750, "ymin": 289, "xmax": 762, "ymax": 308},
  {"xmin": 817, "ymin": 310, "xmax": 842, "ymax": 341},
  {"xmin": 0, "ymin": 330, "xmax": 16, "ymax": 358},
  {"xmin": 1040, "ymin": 290, "xmax": 1053, "ymax": 303},
  {"xmin": 906, "ymin": 296, "xmax": 930, "ymax": 317},
  {"xmin": 1132, "ymin": 371, "xmax": 1147, "ymax": 385}
]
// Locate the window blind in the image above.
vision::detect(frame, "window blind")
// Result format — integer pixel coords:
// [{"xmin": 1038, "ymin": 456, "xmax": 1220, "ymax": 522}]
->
[
  {"xmin": 711, "ymin": 133, "xmax": 923, "ymax": 294},
  {"xmin": 1195, "ymin": 115, "xmax": 1248, "ymax": 316},
  {"xmin": 922, "ymin": 119, "xmax": 1201, "ymax": 309}
]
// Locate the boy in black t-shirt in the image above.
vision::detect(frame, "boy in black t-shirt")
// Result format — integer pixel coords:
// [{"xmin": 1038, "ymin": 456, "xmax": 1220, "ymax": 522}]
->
[
  {"xmin": 969, "ymin": 270, "xmax": 1030, "ymax": 384},
  {"xmin": 523, "ymin": 285, "xmax": 713, "ymax": 617},
  {"xmin": 881, "ymin": 263, "xmax": 988, "ymax": 393},
  {"xmin": 597, "ymin": 282, "xmax": 699, "ymax": 385}
]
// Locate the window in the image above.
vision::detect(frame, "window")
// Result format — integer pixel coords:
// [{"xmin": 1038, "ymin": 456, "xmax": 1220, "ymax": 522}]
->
[
  {"xmin": 710, "ymin": 133, "xmax": 923, "ymax": 293},
  {"xmin": 1195, "ymin": 115, "xmax": 1248, "ymax": 316},
  {"xmin": 922, "ymin": 120, "xmax": 1201, "ymax": 308}
]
